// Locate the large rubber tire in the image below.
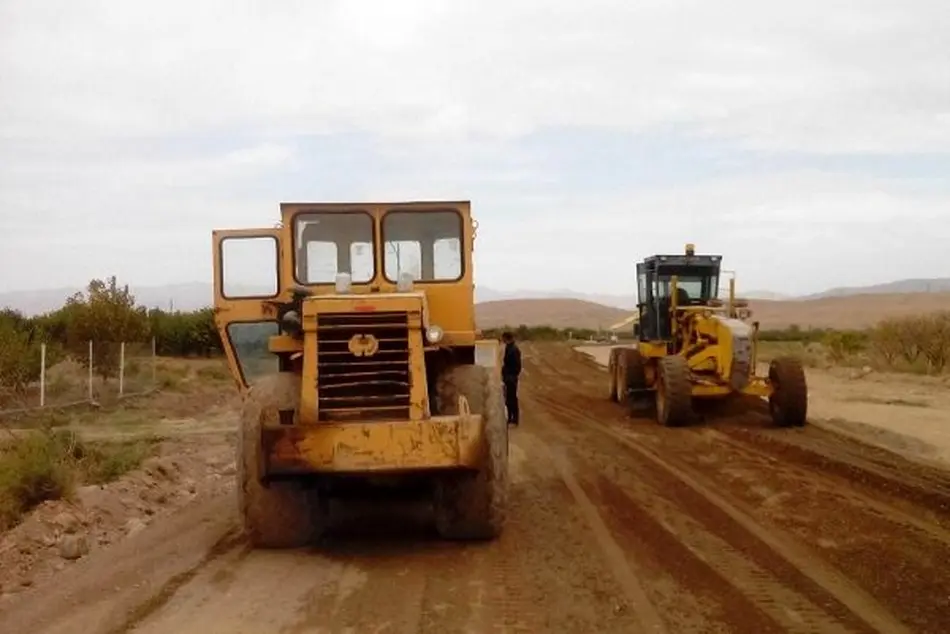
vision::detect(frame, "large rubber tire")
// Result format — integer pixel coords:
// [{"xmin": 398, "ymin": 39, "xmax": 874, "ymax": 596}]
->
[
  {"xmin": 768, "ymin": 356, "xmax": 808, "ymax": 427},
  {"xmin": 656, "ymin": 356, "xmax": 692, "ymax": 427},
  {"xmin": 433, "ymin": 365, "xmax": 508, "ymax": 540},
  {"xmin": 238, "ymin": 373, "xmax": 327, "ymax": 548},
  {"xmin": 617, "ymin": 348, "xmax": 647, "ymax": 405},
  {"xmin": 607, "ymin": 348, "xmax": 621, "ymax": 401}
]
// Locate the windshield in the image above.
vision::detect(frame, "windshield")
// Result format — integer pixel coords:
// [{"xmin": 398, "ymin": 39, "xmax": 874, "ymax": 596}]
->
[
  {"xmin": 294, "ymin": 212, "xmax": 374, "ymax": 284},
  {"xmin": 655, "ymin": 266, "xmax": 719, "ymax": 301},
  {"xmin": 382, "ymin": 210, "xmax": 463, "ymax": 282}
]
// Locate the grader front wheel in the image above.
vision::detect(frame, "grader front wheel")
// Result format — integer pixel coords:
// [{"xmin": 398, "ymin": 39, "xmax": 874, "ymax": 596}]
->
[
  {"xmin": 237, "ymin": 373, "xmax": 327, "ymax": 548},
  {"xmin": 656, "ymin": 355, "xmax": 692, "ymax": 427},
  {"xmin": 433, "ymin": 365, "xmax": 509, "ymax": 540},
  {"xmin": 768, "ymin": 356, "xmax": 808, "ymax": 427}
]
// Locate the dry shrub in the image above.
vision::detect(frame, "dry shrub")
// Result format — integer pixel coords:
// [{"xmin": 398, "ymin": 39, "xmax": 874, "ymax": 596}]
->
[
  {"xmin": 0, "ymin": 429, "xmax": 158, "ymax": 530},
  {"xmin": 869, "ymin": 311, "xmax": 950, "ymax": 374},
  {"xmin": 0, "ymin": 431, "xmax": 77, "ymax": 530}
]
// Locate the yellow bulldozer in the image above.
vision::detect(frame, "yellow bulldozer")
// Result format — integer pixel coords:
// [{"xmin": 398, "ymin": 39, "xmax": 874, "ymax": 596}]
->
[
  {"xmin": 212, "ymin": 201, "xmax": 507, "ymax": 547},
  {"xmin": 607, "ymin": 244, "xmax": 807, "ymax": 427}
]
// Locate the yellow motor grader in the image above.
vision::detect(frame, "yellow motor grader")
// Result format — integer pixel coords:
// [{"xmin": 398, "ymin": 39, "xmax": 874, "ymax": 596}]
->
[
  {"xmin": 212, "ymin": 201, "xmax": 507, "ymax": 547},
  {"xmin": 607, "ymin": 244, "xmax": 807, "ymax": 427}
]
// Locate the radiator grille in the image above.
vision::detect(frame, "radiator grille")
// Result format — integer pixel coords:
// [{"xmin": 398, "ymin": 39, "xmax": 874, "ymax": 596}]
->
[{"xmin": 316, "ymin": 311, "xmax": 411, "ymax": 422}]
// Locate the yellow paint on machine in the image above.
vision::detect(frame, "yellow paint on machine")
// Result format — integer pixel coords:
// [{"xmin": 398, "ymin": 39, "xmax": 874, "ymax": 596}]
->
[{"xmin": 262, "ymin": 415, "xmax": 484, "ymax": 474}]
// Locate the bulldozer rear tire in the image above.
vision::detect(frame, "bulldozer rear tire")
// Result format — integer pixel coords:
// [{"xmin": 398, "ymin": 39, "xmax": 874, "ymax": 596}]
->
[
  {"xmin": 433, "ymin": 365, "xmax": 508, "ymax": 540},
  {"xmin": 617, "ymin": 348, "xmax": 647, "ymax": 405},
  {"xmin": 607, "ymin": 348, "xmax": 620, "ymax": 401},
  {"xmin": 768, "ymin": 356, "xmax": 808, "ymax": 427},
  {"xmin": 656, "ymin": 355, "xmax": 692, "ymax": 426},
  {"xmin": 238, "ymin": 372, "xmax": 327, "ymax": 548}
]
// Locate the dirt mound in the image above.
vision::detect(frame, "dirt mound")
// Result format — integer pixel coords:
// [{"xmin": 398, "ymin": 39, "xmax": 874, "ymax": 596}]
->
[{"xmin": 0, "ymin": 438, "xmax": 234, "ymax": 599}]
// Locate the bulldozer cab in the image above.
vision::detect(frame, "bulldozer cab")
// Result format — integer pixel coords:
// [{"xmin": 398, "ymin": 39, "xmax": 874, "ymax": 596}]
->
[
  {"xmin": 213, "ymin": 201, "xmax": 478, "ymax": 392},
  {"xmin": 635, "ymin": 245, "xmax": 722, "ymax": 341}
]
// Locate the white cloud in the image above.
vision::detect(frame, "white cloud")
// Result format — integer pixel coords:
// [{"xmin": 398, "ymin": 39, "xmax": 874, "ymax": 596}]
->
[
  {"xmin": 0, "ymin": 0, "xmax": 948, "ymax": 297},
  {"xmin": 2, "ymin": 0, "xmax": 948, "ymax": 150}
]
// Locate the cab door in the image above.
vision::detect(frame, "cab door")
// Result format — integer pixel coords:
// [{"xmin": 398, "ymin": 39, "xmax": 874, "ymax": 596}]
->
[{"xmin": 212, "ymin": 228, "xmax": 285, "ymax": 389}]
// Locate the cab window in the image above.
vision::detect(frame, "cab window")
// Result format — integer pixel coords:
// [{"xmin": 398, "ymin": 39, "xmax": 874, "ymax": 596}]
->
[
  {"xmin": 381, "ymin": 210, "xmax": 463, "ymax": 282},
  {"xmin": 293, "ymin": 212, "xmax": 374, "ymax": 284}
]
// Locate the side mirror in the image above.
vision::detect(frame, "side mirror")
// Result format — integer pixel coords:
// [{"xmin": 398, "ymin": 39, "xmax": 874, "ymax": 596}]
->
[{"xmin": 632, "ymin": 323, "xmax": 640, "ymax": 337}]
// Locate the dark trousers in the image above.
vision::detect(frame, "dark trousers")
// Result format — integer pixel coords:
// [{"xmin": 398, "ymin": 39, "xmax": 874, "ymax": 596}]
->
[{"xmin": 503, "ymin": 376, "xmax": 519, "ymax": 423}]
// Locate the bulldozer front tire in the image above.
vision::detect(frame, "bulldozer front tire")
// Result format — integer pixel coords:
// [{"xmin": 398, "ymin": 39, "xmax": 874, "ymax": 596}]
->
[
  {"xmin": 768, "ymin": 356, "xmax": 808, "ymax": 427},
  {"xmin": 656, "ymin": 355, "xmax": 692, "ymax": 426},
  {"xmin": 433, "ymin": 365, "xmax": 508, "ymax": 540},
  {"xmin": 238, "ymin": 372, "xmax": 327, "ymax": 548}
]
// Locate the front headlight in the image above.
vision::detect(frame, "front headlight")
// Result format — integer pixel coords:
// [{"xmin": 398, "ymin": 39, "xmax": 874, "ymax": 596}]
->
[{"xmin": 426, "ymin": 324, "xmax": 444, "ymax": 344}]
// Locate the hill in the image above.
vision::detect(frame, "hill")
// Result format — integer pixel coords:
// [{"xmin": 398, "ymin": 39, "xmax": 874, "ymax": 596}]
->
[
  {"xmin": 475, "ymin": 293, "xmax": 950, "ymax": 331},
  {"xmin": 747, "ymin": 293, "xmax": 950, "ymax": 330},
  {"xmin": 801, "ymin": 278, "xmax": 950, "ymax": 300},
  {"xmin": 475, "ymin": 299, "xmax": 629, "ymax": 330}
]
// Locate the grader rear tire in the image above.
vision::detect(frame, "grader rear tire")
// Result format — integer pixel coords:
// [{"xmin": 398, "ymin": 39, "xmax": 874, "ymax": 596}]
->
[
  {"xmin": 768, "ymin": 356, "xmax": 808, "ymax": 427},
  {"xmin": 433, "ymin": 365, "xmax": 508, "ymax": 540},
  {"xmin": 656, "ymin": 355, "xmax": 692, "ymax": 427},
  {"xmin": 617, "ymin": 348, "xmax": 647, "ymax": 406},
  {"xmin": 238, "ymin": 372, "xmax": 327, "ymax": 548}
]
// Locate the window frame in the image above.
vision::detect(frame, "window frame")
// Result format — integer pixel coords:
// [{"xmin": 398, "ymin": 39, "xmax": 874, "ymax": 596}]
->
[
  {"xmin": 290, "ymin": 210, "xmax": 377, "ymax": 286},
  {"xmin": 219, "ymin": 234, "xmax": 281, "ymax": 301},
  {"xmin": 380, "ymin": 209, "xmax": 465, "ymax": 284},
  {"xmin": 225, "ymin": 320, "xmax": 281, "ymax": 387}
]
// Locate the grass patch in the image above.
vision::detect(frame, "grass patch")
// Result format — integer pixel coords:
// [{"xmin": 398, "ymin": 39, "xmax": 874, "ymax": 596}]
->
[
  {"xmin": 0, "ymin": 429, "xmax": 159, "ymax": 530},
  {"xmin": 195, "ymin": 364, "xmax": 231, "ymax": 382}
]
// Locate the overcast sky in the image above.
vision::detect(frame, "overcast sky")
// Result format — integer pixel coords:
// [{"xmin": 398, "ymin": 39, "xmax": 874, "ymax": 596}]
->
[{"xmin": 1, "ymin": 0, "xmax": 948, "ymax": 297}]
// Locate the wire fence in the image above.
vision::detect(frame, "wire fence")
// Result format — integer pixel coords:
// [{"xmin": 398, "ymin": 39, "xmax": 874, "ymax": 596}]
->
[{"xmin": 0, "ymin": 339, "xmax": 159, "ymax": 418}]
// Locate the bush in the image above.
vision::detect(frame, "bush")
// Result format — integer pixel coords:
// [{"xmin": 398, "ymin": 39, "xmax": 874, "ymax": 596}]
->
[
  {"xmin": 0, "ymin": 431, "xmax": 76, "ymax": 530},
  {"xmin": 0, "ymin": 429, "xmax": 157, "ymax": 530},
  {"xmin": 870, "ymin": 312, "xmax": 950, "ymax": 373}
]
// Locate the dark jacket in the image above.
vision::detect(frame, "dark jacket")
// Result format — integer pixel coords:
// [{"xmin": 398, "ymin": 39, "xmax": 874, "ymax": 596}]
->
[{"xmin": 502, "ymin": 341, "xmax": 522, "ymax": 380}]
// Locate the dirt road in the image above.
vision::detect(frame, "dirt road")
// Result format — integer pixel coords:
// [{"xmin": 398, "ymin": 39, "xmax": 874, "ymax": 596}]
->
[{"xmin": 3, "ymin": 343, "xmax": 949, "ymax": 633}]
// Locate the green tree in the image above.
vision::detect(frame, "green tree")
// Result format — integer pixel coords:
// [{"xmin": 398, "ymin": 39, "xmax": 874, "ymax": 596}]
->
[{"xmin": 64, "ymin": 277, "xmax": 150, "ymax": 379}]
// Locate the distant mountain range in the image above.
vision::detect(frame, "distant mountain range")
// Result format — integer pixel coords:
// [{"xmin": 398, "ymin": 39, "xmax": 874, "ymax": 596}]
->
[{"xmin": 1, "ymin": 278, "xmax": 949, "ymax": 316}]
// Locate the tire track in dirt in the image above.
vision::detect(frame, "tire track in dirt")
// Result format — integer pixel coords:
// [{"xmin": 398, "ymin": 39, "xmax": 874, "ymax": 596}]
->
[
  {"xmin": 521, "ymin": 428, "xmax": 667, "ymax": 633},
  {"xmin": 128, "ymin": 427, "xmax": 653, "ymax": 634},
  {"xmin": 716, "ymin": 424, "xmax": 950, "ymax": 516},
  {"xmin": 705, "ymin": 428, "xmax": 950, "ymax": 547},
  {"xmin": 522, "ymin": 344, "xmax": 915, "ymax": 634},
  {"xmin": 531, "ymin": 391, "xmax": 887, "ymax": 634},
  {"xmin": 528, "ymin": 344, "xmax": 950, "ymax": 632}
]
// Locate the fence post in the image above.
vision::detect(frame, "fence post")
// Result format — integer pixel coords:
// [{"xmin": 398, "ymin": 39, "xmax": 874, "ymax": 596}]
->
[
  {"xmin": 88, "ymin": 340, "xmax": 94, "ymax": 402},
  {"xmin": 119, "ymin": 341, "xmax": 125, "ymax": 398},
  {"xmin": 40, "ymin": 343, "xmax": 47, "ymax": 408},
  {"xmin": 151, "ymin": 336, "xmax": 157, "ymax": 389}
]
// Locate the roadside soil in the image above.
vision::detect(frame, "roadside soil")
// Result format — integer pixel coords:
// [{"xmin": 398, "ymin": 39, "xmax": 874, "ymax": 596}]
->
[{"xmin": 1, "ymin": 343, "xmax": 948, "ymax": 633}]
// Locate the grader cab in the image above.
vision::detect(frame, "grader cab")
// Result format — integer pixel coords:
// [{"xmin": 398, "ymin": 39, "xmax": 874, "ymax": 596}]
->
[
  {"xmin": 607, "ymin": 243, "xmax": 807, "ymax": 427},
  {"xmin": 212, "ymin": 201, "xmax": 507, "ymax": 547}
]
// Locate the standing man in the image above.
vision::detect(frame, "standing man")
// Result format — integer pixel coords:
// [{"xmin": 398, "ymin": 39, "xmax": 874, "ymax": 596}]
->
[{"xmin": 501, "ymin": 331, "xmax": 522, "ymax": 425}]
